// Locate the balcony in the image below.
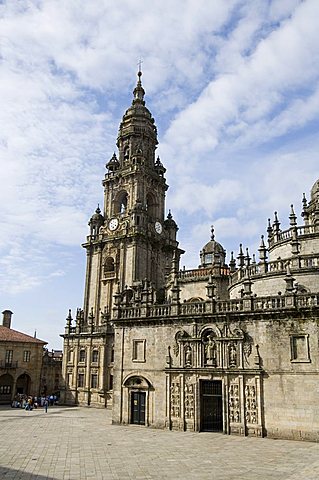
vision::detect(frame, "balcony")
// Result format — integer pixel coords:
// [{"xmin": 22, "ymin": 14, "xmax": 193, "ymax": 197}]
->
[{"xmin": 0, "ymin": 360, "xmax": 18, "ymax": 369}]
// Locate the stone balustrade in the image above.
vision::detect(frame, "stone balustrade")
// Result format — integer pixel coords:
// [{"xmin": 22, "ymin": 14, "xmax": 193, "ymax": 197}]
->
[
  {"xmin": 110, "ymin": 292, "xmax": 319, "ymax": 321},
  {"xmin": 230, "ymin": 253, "xmax": 319, "ymax": 286},
  {"xmin": 268, "ymin": 224, "xmax": 318, "ymax": 248},
  {"xmin": 178, "ymin": 266, "xmax": 229, "ymax": 280}
]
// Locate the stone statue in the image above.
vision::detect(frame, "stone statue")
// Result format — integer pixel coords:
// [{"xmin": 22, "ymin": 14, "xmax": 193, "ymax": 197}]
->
[
  {"xmin": 185, "ymin": 346, "xmax": 192, "ymax": 367},
  {"xmin": 229, "ymin": 343, "xmax": 237, "ymax": 367},
  {"xmin": 205, "ymin": 336, "xmax": 217, "ymax": 366}
]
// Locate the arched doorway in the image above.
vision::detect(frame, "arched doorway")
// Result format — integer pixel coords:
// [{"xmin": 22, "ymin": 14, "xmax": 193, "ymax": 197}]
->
[
  {"xmin": 123, "ymin": 375, "xmax": 153, "ymax": 426},
  {"xmin": 16, "ymin": 373, "xmax": 31, "ymax": 396},
  {"xmin": 0, "ymin": 373, "xmax": 14, "ymax": 404}
]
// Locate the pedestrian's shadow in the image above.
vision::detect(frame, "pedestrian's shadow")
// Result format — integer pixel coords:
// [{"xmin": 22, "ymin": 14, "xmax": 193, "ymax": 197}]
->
[{"xmin": 0, "ymin": 466, "xmax": 58, "ymax": 479}]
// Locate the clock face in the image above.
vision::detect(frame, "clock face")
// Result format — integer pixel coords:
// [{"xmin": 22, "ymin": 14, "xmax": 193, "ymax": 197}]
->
[
  {"xmin": 155, "ymin": 221, "xmax": 163, "ymax": 234},
  {"xmin": 108, "ymin": 218, "xmax": 119, "ymax": 231}
]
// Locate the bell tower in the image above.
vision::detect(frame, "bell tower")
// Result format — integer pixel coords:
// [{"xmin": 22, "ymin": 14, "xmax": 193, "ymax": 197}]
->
[{"xmin": 82, "ymin": 70, "xmax": 180, "ymax": 325}]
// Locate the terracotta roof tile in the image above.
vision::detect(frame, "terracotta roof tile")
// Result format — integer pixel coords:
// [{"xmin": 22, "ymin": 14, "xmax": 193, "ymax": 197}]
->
[{"xmin": 0, "ymin": 326, "xmax": 47, "ymax": 344}]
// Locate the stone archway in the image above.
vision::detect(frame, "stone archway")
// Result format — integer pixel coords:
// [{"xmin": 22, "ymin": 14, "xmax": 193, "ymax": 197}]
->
[
  {"xmin": 16, "ymin": 373, "xmax": 31, "ymax": 396},
  {"xmin": 123, "ymin": 375, "xmax": 153, "ymax": 426},
  {"xmin": 0, "ymin": 373, "xmax": 14, "ymax": 404}
]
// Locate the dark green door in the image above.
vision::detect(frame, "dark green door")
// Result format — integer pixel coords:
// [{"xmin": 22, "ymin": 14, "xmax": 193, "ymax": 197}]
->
[
  {"xmin": 131, "ymin": 391, "xmax": 146, "ymax": 425},
  {"xmin": 200, "ymin": 380, "xmax": 223, "ymax": 432}
]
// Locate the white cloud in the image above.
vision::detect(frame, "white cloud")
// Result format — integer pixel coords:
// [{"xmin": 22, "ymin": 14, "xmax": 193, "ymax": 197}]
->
[
  {"xmin": 163, "ymin": 0, "xmax": 319, "ymax": 162},
  {"xmin": 0, "ymin": 0, "xmax": 318, "ymax": 346}
]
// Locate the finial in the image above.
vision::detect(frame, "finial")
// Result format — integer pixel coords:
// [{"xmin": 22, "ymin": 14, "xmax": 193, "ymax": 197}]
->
[
  {"xmin": 273, "ymin": 211, "xmax": 280, "ymax": 232},
  {"xmin": 289, "ymin": 204, "xmax": 297, "ymax": 226},
  {"xmin": 229, "ymin": 251, "xmax": 236, "ymax": 272},
  {"xmin": 133, "ymin": 64, "xmax": 145, "ymax": 102},
  {"xmin": 167, "ymin": 209, "xmax": 172, "ymax": 219},
  {"xmin": 245, "ymin": 247, "xmax": 251, "ymax": 266},
  {"xmin": 96, "ymin": 204, "xmax": 101, "ymax": 214},
  {"xmin": 237, "ymin": 243, "xmax": 245, "ymax": 267},
  {"xmin": 211, "ymin": 225, "xmax": 215, "ymax": 240},
  {"xmin": 302, "ymin": 192, "xmax": 307, "ymax": 207}
]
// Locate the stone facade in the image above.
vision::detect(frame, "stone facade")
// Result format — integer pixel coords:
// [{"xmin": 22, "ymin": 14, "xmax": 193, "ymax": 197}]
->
[
  {"xmin": 62, "ymin": 72, "xmax": 319, "ymax": 441},
  {"xmin": 40, "ymin": 349, "xmax": 63, "ymax": 398},
  {"xmin": 0, "ymin": 310, "xmax": 47, "ymax": 403}
]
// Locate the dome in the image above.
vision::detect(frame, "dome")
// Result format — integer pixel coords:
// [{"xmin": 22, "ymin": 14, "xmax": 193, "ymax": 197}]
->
[
  {"xmin": 310, "ymin": 178, "xmax": 319, "ymax": 201},
  {"xmin": 164, "ymin": 210, "xmax": 178, "ymax": 229},
  {"xmin": 200, "ymin": 226, "xmax": 226, "ymax": 267},
  {"xmin": 89, "ymin": 205, "xmax": 104, "ymax": 226},
  {"xmin": 117, "ymin": 71, "xmax": 158, "ymax": 146},
  {"xmin": 106, "ymin": 152, "xmax": 120, "ymax": 172}
]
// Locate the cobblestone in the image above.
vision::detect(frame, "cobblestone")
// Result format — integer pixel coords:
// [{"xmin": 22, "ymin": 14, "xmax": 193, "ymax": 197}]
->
[{"xmin": 1, "ymin": 406, "xmax": 319, "ymax": 479}]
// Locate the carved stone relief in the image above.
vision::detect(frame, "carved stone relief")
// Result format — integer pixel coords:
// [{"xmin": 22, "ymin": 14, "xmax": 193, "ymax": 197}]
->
[
  {"xmin": 184, "ymin": 376, "xmax": 195, "ymax": 419},
  {"xmin": 244, "ymin": 378, "xmax": 258, "ymax": 424},
  {"xmin": 170, "ymin": 380, "xmax": 180, "ymax": 418},
  {"xmin": 229, "ymin": 382, "xmax": 240, "ymax": 423}
]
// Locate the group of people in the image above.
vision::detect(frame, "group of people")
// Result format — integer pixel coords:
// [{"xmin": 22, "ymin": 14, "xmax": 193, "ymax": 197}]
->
[{"xmin": 11, "ymin": 394, "xmax": 58, "ymax": 412}]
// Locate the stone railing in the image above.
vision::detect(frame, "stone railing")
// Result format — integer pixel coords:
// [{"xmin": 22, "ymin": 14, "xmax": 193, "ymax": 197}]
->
[
  {"xmin": 230, "ymin": 253, "xmax": 319, "ymax": 286},
  {"xmin": 149, "ymin": 305, "xmax": 171, "ymax": 316},
  {"xmin": 113, "ymin": 292, "xmax": 319, "ymax": 321},
  {"xmin": 268, "ymin": 224, "xmax": 318, "ymax": 248},
  {"xmin": 119, "ymin": 307, "xmax": 142, "ymax": 319},
  {"xmin": 65, "ymin": 324, "xmax": 108, "ymax": 335},
  {"xmin": 179, "ymin": 266, "xmax": 230, "ymax": 280}
]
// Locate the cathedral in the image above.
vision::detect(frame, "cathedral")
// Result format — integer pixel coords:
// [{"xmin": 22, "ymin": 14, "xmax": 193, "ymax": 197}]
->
[{"xmin": 61, "ymin": 71, "xmax": 319, "ymax": 441}]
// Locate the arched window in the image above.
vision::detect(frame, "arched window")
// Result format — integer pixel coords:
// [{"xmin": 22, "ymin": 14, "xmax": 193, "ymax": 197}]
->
[
  {"xmin": 79, "ymin": 350, "xmax": 86, "ymax": 363},
  {"xmin": 104, "ymin": 257, "xmax": 115, "ymax": 273},
  {"xmin": 124, "ymin": 146, "xmax": 129, "ymax": 162},
  {"xmin": 114, "ymin": 191, "xmax": 128, "ymax": 214},
  {"xmin": 67, "ymin": 350, "xmax": 72, "ymax": 363},
  {"xmin": 92, "ymin": 350, "xmax": 99, "ymax": 363},
  {"xmin": 146, "ymin": 192, "xmax": 156, "ymax": 218}
]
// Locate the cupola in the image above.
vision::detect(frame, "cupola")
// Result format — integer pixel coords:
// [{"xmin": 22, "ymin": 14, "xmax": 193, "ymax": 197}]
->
[{"xmin": 200, "ymin": 226, "xmax": 226, "ymax": 268}]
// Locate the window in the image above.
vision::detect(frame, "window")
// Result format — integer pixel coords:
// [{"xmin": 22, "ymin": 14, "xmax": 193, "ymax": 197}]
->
[
  {"xmin": 111, "ymin": 348, "xmax": 114, "ymax": 363},
  {"xmin": 290, "ymin": 335, "xmax": 310, "ymax": 362},
  {"xmin": 92, "ymin": 350, "xmax": 99, "ymax": 363},
  {"xmin": 132, "ymin": 339, "xmax": 146, "ymax": 362},
  {"xmin": 109, "ymin": 374, "xmax": 113, "ymax": 390},
  {"xmin": 91, "ymin": 374, "xmax": 98, "ymax": 389},
  {"xmin": 5, "ymin": 350, "xmax": 13, "ymax": 366},
  {"xmin": 67, "ymin": 373, "xmax": 73, "ymax": 387},
  {"xmin": 67, "ymin": 350, "xmax": 72, "ymax": 362},
  {"xmin": 104, "ymin": 257, "xmax": 115, "ymax": 273},
  {"xmin": 0, "ymin": 385, "xmax": 11, "ymax": 395},
  {"xmin": 146, "ymin": 192, "xmax": 156, "ymax": 218},
  {"xmin": 79, "ymin": 350, "xmax": 86, "ymax": 363},
  {"xmin": 204, "ymin": 253, "xmax": 213, "ymax": 264},
  {"xmin": 23, "ymin": 351, "xmax": 31, "ymax": 362},
  {"xmin": 120, "ymin": 193, "xmax": 128, "ymax": 213},
  {"xmin": 78, "ymin": 374, "xmax": 85, "ymax": 387}
]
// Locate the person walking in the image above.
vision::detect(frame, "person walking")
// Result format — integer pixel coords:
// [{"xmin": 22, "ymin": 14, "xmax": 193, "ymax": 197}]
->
[{"xmin": 44, "ymin": 398, "xmax": 48, "ymax": 413}]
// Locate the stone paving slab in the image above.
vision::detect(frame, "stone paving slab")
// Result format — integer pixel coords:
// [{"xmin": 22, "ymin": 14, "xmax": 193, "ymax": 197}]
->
[{"xmin": 0, "ymin": 405, "xmax": 319, "ymax": 479}]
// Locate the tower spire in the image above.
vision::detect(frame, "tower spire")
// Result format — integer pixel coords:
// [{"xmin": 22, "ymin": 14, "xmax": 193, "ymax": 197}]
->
[{"xmin": 133, "ymin": 66, "xmax": 145, "ymax": 103}]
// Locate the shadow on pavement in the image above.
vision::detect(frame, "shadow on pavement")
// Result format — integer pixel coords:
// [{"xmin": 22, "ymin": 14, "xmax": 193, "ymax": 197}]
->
[{"xmin": 0, "ymin": 466, "xmax": 58, "ymax": 479}]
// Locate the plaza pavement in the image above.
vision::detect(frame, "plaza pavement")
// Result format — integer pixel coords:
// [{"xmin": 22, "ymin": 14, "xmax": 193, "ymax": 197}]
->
[{"xmin": 0, "ymin": 405, "xmax": 319, "ymax": 480}]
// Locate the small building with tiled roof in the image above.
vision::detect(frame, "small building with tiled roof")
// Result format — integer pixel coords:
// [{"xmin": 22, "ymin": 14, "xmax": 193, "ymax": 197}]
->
[{"xmin": 0, "ymin": 310, "xmax": 47, "ymax": 404}]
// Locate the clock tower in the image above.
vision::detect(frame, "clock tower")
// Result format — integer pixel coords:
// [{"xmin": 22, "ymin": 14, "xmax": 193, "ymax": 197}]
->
[{"xmin": 83, "ymin": 70, "xmax": 180, "ymax": 325}]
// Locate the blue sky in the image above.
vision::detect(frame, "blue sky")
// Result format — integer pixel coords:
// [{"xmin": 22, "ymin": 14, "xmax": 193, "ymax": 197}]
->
[{"xmin": 1, "ymin": 0, "xmax": 319, "ymax": 348}]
